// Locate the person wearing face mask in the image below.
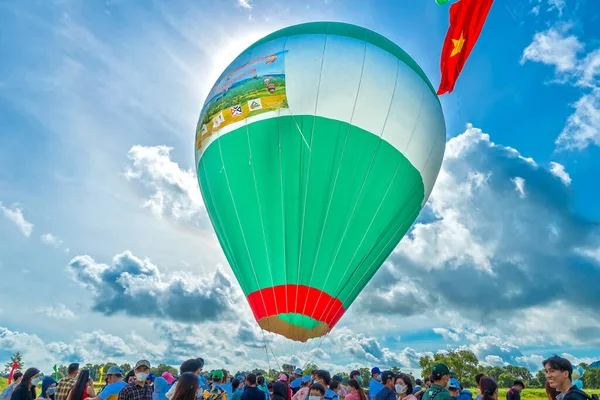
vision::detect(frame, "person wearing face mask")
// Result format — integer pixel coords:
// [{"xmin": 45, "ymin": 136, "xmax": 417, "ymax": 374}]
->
[
  {"xmin": 37, "ymin": 377, "xmax": 58, "ymax": 400},
  {"xmin": 308, "ymin": 384, "xmax": 325, "ymax": 400},
  {"xmin": 396, "ymin": 374, "xmax": 416, "ymax": 400},
  {"xmin": 89, "ymin": 366, "xmax": 127, "ymax": 400},
  {"xmin": 11, "ymin": 368, "xmax": 41, "ymax": 400},
  {"xmin": 117, "ymin": 360, "xmax": 153, "ymax": 400},
  {"xmin": 373, "ymin": 371, "xmax": 395, "ymax": 400},
  {"xmin": 368, "ymin": 369, "xmax": 383, "ymax": 400},
  {"xmin": 422, "ymin": 364, "xmax": 452, "ymax": 400},
  {"xmin": 505, "ymin": 380, "xmax": 524, "ymax": 400}
]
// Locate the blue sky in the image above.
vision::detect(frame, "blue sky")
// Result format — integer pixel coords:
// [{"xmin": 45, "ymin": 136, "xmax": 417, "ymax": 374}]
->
[{"xmin": 1, "ymin": 0, "xmax": 599, "ymax": 374}]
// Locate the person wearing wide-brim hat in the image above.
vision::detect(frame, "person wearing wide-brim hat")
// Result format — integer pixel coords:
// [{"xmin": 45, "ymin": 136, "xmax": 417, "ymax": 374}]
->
[{"xmin": 422, "ymin": 364, "xmax": 452, "ymax": 400}]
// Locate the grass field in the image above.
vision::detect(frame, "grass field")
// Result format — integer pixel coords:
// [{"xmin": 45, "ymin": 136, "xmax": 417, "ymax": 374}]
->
[{"xmin": 1, "ymin": 377, "xmax": 598, "ymax": 400}]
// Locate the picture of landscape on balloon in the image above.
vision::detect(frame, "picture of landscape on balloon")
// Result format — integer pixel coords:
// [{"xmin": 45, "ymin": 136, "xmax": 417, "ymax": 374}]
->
[{"xmin": 195, "ymin": 50, "xmax": 289, "ymax": 152}]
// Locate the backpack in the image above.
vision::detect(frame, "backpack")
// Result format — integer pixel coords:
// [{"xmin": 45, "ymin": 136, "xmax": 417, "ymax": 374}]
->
[{"xmin": 565, "ymin": 388, "xmax": 599, "ymax": 400}]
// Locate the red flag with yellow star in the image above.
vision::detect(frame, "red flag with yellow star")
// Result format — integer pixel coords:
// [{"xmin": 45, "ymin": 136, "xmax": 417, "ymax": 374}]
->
[{"xmin": 437, "ymin": 0, "xmax": 494, "ymax": 95}]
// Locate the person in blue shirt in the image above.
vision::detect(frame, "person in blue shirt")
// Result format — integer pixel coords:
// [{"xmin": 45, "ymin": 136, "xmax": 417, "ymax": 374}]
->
[
  {"xmin": 93, "ymin": 366, "xmax": 128, "ymax": 400},
  {"xmin": 374, "ymin": 371, "xmax": 396, "ymax": 400},
  {"xmin": 368, "ymin": 368, "xmax": 383, "ymax": 400}
]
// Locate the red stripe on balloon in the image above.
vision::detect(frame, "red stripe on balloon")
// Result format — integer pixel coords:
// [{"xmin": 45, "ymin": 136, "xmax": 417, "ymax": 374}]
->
[{"xmin": 247, "ymin": 285, "xmax": 346, "ymax": 328}]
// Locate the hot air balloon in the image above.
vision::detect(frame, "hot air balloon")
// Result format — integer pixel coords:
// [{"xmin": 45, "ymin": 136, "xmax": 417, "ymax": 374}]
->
[{"xmin": 194, "ymin": 21, "xmax": 446, "ymax": 342}]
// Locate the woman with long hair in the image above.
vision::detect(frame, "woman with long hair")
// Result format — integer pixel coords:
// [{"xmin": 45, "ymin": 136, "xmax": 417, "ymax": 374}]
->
[
  {"xmin": 344, "ymin": 380, "xmax": 366, "ymax": 400},
  {"xmin": 396, "ymin": 374, "xmax": 416, "ymax": 400},
  {"xmin": 171, "ymin": 372, "xmax": 199, "ymax": 400},
  {"xmin": 65, "ymin": 369, "xmax": 95, "ymax": 400},
  {"xmin": 11, "ymin": 368, "xmax": 40, "ymax": 400},
  {"xmin": 480, "ymin": 378, "xmax": 498, "ymax": 400}
]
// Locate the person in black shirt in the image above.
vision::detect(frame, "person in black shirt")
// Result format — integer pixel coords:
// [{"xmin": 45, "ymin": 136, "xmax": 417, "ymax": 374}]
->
[
  {"xmin": 543, "ymin": 355, "xmax": 598, "ymax": 400},
  {"xmin": 11, "ymin": 368, "xmax": 40, "ymax": 400},
  {"xmin": 242, "ymin": 374, "xmax": 265, "ymax": 400},
  {"xmin": 374, "ymin": 371, "xmax": 396, "ymax": 400},
  {"xmin": 506, "ymin": 381, "xmax": 524, "ymax": 400}
]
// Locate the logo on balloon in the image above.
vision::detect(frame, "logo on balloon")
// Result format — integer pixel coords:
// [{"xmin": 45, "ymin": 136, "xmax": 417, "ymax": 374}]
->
[
  {"xmin": 248, "ymin": 99, "xmax": 263, "ymax": 111},
  {"xmin": 195, "ymin": 50, "xmax": 289, "ymax": 155},
  {"xmin": 230, "ymin": 105, "xmax": 243, "ymax": 117}
]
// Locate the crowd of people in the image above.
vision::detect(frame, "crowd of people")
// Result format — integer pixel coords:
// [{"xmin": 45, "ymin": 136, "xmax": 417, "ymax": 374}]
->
[{"xmin": 0, "ymin": 355, "xmax": 596, "ymax": 400}]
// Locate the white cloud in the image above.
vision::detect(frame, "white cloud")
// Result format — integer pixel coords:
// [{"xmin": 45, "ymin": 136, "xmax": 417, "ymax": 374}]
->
[
  {"xmin": 521, "ymin": 26, "xmax": 583, "ymax": 73},
  {"xmin": 238, "ymin": 0, "xmax": 253, "ymax": 9},
  {"xmin": 35, "ymin": 303, "xmax": 77, "ymax": 320},
  {"xmin": 124, "ymin": 145, "xmax": 209, "ymax": 229},
  {"xmin": 69, "ymin": 250, "xmax": 241, "ymax": 322},
  {"xmin": 359, "ymin": 123, "xmax": 600, "ymax": 337},
  {"xmin": 0, "ymin": 202, "xmax": 34, "ymax": 237},
  {"xmin": 522, "ymin": 25, "xmax": 600, "ymax": 150},
  {"xmin": 529, "ymin": 0, "xmax": 566, "ymax": 16},
  {"xmin": 555, "ymin": 89, "xmax": 600, "ymax": 150},
  {"xmin": 512, "ymin": 177, "xmax": 526, "ymax": 198},
  {"xmin": 547, "ymin": 0, "xmax": 565, "ymax": 16},
  {"xmin": 549, "ymin": 162, "xmax": 572, "ymax": 185},
  {"xmin": 41, "ymin": 232, "xmax": 64, "ymax": 247},
  {"xmin": 433, "ymin": 328, "xmax": 461, "ymax": 342}
]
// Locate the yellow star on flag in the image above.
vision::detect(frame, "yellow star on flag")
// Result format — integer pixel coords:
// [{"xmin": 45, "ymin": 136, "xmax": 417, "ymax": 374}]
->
[{"xmin": 451, "ymin": 31, "xmax": 465, "ymax": 57}]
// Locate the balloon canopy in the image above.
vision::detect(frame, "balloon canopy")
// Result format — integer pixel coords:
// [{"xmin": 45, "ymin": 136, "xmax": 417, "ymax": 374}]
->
[{"xmin": 194, "ymin": 21, "xmax": 446, "ymax": 342}]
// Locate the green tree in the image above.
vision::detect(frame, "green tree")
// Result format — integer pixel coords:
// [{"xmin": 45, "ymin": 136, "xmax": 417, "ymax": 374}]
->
[
  {"xmin": 583, "ymin": 369, "xmax": 600, "ymax": 389},
  {"xmin": 419, "ymin": 350, "xmax": 479, "ymax": 384},
  {"xmin": 498, "ymin": 373, "xmax": 517, "ymax": 388},
  {"xmin": 480, "ymin": 366, "xmax": 503, "ymax": 383},
  {"xmin": 578, "ymin": 363, "xmax": 589, "ymax": 370},
  {"xmin": 532, "ymin": 370, "xmax": 546, "ymax": 388},
  {"xmin": 152, "ymin": 364, "xmax": 178, "ymax": 377},
  {"xmin": 390, "ymin": 366, "xmax": 401, "ymax": 374},
  {"xmin": 358, "ymin": 368, "xmax": 371, "ymax": 388},
  {"xmin": 503, "ymin": 366, "xmax": 532, "ymax": 383},
  {"xmin": 120, "ymin": 364, "xmax": 132, "ymax": 375},
  {"xmin": 303, "ymin": 364, "xmax": 318, "ymax": 375},
  {"xmin": 4, "ymin": 352, "xmax": 24, "ymax": 373},
  {"xmin": 335, "ymin": 372, "xmax": 350, "ymax": 383}
]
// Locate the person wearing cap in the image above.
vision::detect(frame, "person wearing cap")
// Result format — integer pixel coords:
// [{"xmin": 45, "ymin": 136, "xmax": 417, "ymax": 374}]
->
[
  {"xmin": 290, "ymin": 369, "xmax": 303, "ymax": 394},
  {"xmin": 292, "ymin": 377, "xmax": 311, "ymax": 400},
  {"xmin": 161, "ymin": 374, "xmax": 176, "ymax": 387},
  {"xmin": 118, "ymin": 360, "xmax": 153, "ymax": 400},
  {"xmin": 91, "ymin": 366, "xmax": 127, "ymax": 400},
  {"xmin": 368, "ymin": 368, "xmax": 383, "ymax": 400},
  {"xmin": 421, "ymin": 364, "xmax": 452, "ymax": 400},
  {"xmin": 447, "ymin": 379, "xmax": 461, "ymax": 400},
  {"xmin": 202, "ymin": 371, "xmax": 227, "ymax": 400},
  {"xmin": 373, "ymin": 371, "xmax": 396, "ymax": 400},
  {"xmin": 506, "ymin": 381, "xmax": 524, "ymax": 400}
]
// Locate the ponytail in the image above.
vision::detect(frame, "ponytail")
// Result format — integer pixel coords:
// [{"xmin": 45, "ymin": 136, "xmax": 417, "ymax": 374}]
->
[
  {"xmin": 347, "ymin": 379, "xmax": 366, "ymax": 400},
  {"xmin": 480, "ymin": 377, "xmax": 498, "ymax": 400}
]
